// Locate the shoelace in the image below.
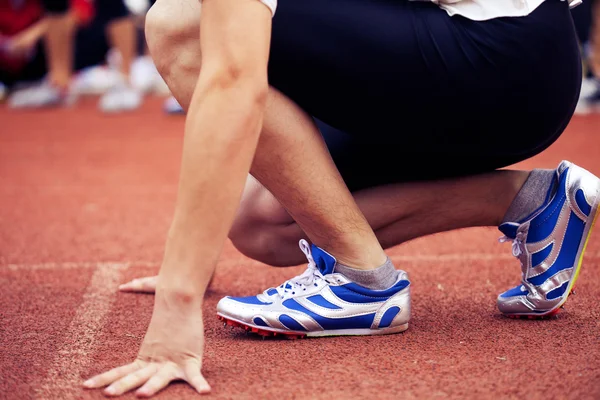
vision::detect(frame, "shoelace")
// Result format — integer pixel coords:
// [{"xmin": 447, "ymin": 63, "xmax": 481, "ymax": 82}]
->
[
  {"xmin": 499, "ymin": 231, "xmax": 528, "ymax": 278},
  {"xmin": 274, "ymin": 239, "xmax": 326, "ymax": 300},
  {"xmin": 498, "ymin": 231, "xmax": 526, "ymax": 257}
]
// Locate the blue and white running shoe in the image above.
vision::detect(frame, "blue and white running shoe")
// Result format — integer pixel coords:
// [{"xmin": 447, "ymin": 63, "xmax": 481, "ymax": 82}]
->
[
  {"xmin": 497, "ymin": 160, "xmax": 600, "ymax": 318},
  {"xmin": 217, "ymin": 240, "xmax": 410, "ymax": 338}
]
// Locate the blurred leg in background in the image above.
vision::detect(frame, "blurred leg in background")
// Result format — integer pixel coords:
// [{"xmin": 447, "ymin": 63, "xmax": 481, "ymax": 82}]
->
[
  {"xmin": 126, "ymin": 0, "xmax": 183, "ymax": 114},
  {"xmin": 6, "ymin": 0, "xmax": 147, "ymax": 111},
  {"xmin": 587, "ymin": 0, "xmax": 600, "ymax": 109},
  {"xmin": 93, "ymin": 0, "xmax": 143, "ymax": 112},
  {"xmin": 126, "ymin": 0, "xmax": 171, "ymax": 97},
  {"xmin": 0, "ymin": 0, "xmax": 75, "ymax": 107},
  {"xmin": 573, "ymin": 0, "xmax": 600, "ymax": 113}
]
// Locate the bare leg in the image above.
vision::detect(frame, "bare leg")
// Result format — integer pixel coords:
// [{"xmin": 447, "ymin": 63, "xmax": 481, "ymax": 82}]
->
[
  {"xmin": 144, "ymin": 0, "xmax": 527, "ymax": 268},
  {"xmin": 44, "ymin": 12, "xmax": 78, "ymax": 89},
  {"xmin": 251, "ymin": 88, "xmax": 388, "ymax": 267},
  {"xmin": 120, "ymin": 0, "xmax": 528, "ymax": 293},
  {"xmin": 146, "ymin": 0, "xmax": 385, "ymax": 268},
  {"xmin": 105, "ymin": 17, "xmax": 137, "ymax": 78},
  {"xmin": 230, "ymin": 171, "xmax": 526, "ymax": 266}
]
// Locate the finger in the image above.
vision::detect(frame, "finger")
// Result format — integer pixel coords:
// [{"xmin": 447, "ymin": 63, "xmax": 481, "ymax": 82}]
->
[
  {"xmin": 184, "ymin": 361, "xmax": 211, "ymax": 394},
  {"xmin": 119, "ymin": 277, "xmax": 157, "ymax": 293},
  {"xmin": 104, "ymin": 364, "xmax": 159, "ymax": 396},
  {"xmin": 83, "ymin": 361, "xmax": 142, "ymax": 389},
  {"xmin": 135, "ymin": 363, "xmax": 178, "ymax": 398},
  {"xmin": 119, "ymin": 278, "xmax": 147, "ymax": 292}
]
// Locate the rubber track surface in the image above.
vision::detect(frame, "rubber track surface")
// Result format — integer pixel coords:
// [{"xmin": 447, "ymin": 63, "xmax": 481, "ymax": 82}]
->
[{"xmin": 1, "ymin": 99, "xmax": 599, "ymax": 399}]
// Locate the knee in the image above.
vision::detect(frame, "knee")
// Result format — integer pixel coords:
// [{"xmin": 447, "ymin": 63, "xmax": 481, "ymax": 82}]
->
[
  {"xmin": 228, "ymin": 177, "xmax": 299, "ymax": 266},
  {"xmin": 144, "ymin": 0, "xmax": 200, "ymax": 78},
  {"xmin": 229, "ymin": 195, "xmax": 302, "ymax": 267},
  {"xmin": 229, "ymin": 213, "xmax": 290, "ymax": 267}
]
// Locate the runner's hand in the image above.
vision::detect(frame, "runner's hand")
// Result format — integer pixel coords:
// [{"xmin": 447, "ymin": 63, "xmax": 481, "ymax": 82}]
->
[{"xmin": 83, "ymin": 296, "xmax": 210, "ymax": 397}]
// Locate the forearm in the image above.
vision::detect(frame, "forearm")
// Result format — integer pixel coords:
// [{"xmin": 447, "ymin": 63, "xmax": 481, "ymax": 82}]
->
[
  {"xmin": 158, "ymin": 75, "xmax": 267, "ymax": 300},
  {"xmin": 27, "ymin": 18, "xmax": 49, "ymax": 40}
]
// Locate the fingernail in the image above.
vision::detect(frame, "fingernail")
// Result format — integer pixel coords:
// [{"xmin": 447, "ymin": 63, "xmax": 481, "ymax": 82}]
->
[
  {"xmin": 83, "ymin": 379, "xmax": 94, "ymax": 387},
  {"xmin": 105, "ymin": 386, "xmax": 116, "ymax": 395}
]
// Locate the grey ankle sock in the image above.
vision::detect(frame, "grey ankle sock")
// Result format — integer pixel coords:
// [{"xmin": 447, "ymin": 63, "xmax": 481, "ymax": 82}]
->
[
  {"xmin": 334, "ymin": 258, "xmax": 399, "ymax": 290},
  {"xmin": 502, "ymin": 169, "xmax": 556, "ymax": 224}
]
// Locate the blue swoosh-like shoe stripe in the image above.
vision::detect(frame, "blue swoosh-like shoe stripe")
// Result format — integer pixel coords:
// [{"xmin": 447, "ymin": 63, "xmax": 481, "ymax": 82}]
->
[
  {"xmin": 528, "ymin": 211, "xmax": 584, "ymax": 286},
  {"xmin": 379, "ymin": 306, "xmax": 400, "ymax": 328},
  {"xmin": 253, "ymin": 317, "xmax": 269, "ymax": 327},
  {"xmin": 546, "ymin": 281, "xmax": 570, "ymax": 300},
  {"xmin": 527, "ymin": 194, "xmax": 566, "ymax": 243},
  {"xmin": 575, "ymin": 189, "xmax": 592, "ymax": 217},
  {"xmin": 527, "ymin": 170, "xmax": 569, "ymax": 243},
  {"xmin": 282, "ymin": 299, "xmax": 375, "ymax": 330},
  {"xmin": 279, "ymin": 314, "xmax": 307, "ymax": 331},
  {"xmin": 306, "ymin": 294, "xmax": 342, "ymax": 309},
  {"xmin": 531, "ymin": 243, "xmax": 553, "ymax": 269}
]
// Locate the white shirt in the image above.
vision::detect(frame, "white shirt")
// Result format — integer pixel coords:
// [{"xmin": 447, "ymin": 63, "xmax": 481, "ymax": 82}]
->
[
  {"xmin": 260, "ymin": 0, "xmax": 582, "ymax": 20},
  {"xmin": 423, "ymin": 0, "xmax": 582, "ymax": 21}
]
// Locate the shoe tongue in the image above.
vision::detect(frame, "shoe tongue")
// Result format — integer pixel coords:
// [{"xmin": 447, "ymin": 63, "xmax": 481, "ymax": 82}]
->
[
  {"xmin": 310, "ymin": 244, "xmax": 337, "ymax": 275},
  {"xmin": 498, "ymin": 222, "xmax": 519, "ymax": 239}
]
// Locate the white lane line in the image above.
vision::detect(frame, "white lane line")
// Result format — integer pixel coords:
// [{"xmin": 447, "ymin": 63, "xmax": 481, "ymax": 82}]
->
[
  {"xmin": 36, "ymin": 262, "xmax": 127, "ymax": 400},
  {"xmin": 3, "ymin": 261, "xmax": 160, "ymax": 271}
]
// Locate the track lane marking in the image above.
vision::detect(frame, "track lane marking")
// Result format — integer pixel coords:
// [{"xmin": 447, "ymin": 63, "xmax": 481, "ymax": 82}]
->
[{"xmin": 36, "ymin": 262, "xmax": 127, "ymax": 399}]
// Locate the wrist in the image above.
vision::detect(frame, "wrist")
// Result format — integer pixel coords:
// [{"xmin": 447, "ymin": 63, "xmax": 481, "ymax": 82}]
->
[
  {"xmin": 155, "ymin": 281, "xmax": 204, "ymax": 309},
  {"xmin": 156, "ymin": 260, "xmax": 211, "ymax": 307}
]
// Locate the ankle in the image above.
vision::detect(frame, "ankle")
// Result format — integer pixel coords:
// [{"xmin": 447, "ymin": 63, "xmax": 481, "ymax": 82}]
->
[
  {"xmin": 501, "ymin": 169, "xmax": 555, "ymax": 225},
  {"xmin": 327, "ymin": 243, "xmax": 387, "ymax": 270},
  {"xmin": 335, "ymin": 258, "xmax": 399, "ymax": 290}
]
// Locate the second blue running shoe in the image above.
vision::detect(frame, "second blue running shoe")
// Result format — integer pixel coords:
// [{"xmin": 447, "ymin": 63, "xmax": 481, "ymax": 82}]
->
[
  {"xmin": 497, "ymin": 160, "xmax": 600, "ymax": 318},
  {"xmin": 217, "ymin": 239, "xmax": 410, "ymax": 338}
]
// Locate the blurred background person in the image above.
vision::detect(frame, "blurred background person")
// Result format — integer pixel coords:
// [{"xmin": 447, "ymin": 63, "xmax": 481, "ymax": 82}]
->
[
  {"xmin": 587, "ymin": 0, "xmax": 600, "ymax": 110},
  {"xmin": 124, "ymin": 0, "xmax": 183, "ymax": 114},
  {"xmin": 0, "ymin": 0, "xmax": 161, "ymax": 112},
  {"xmin": 0, "ymin": 0, "xmax": 50, "ymax": 99},
  {"xmin": 572, "ymin": 0, "xmax": 600, "ymax": 113}
]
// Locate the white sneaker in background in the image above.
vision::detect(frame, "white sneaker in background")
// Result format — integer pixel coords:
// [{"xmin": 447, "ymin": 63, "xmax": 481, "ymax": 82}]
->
[
  {"xmin": 99, "ymin": 82, "xmax": 142, "ymax": 113},
  {"xmin": 130, "ymin": 55, "xmax": 162, "ymax": 94},
  {"xmin": 574, "ymin": 77, "xmax": 598, "ymax": 115},
  {"xmin": 124, "ymin": 0, "xmax": 150, "ymax": 15},
  {"xmin": 8, "ymin": 81, "xmax": 74, "ymax": 109},
  {"xmin": 72, "ymin": 66, "xmax": 122, "ymax": 96}
]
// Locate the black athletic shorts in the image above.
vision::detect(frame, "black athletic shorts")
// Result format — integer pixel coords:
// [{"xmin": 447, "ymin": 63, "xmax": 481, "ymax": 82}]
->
[
  {"xmin": 267, "ymin": 0, "xmax": 582, "ymax": 191},
  {"xmin": 41, "ymin": 0, "xmax": 129, "ymax": 21}
]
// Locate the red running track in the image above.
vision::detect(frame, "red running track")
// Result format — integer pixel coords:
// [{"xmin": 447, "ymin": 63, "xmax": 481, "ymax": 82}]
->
[{"xmin": 1, "ymin": 98, "xmax": 600, "ymax": 399}]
